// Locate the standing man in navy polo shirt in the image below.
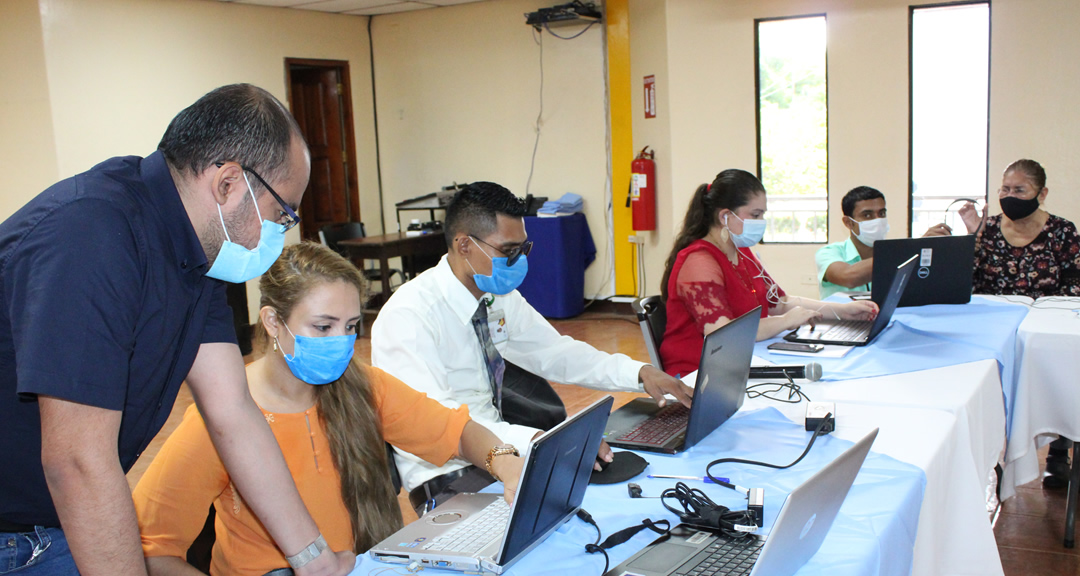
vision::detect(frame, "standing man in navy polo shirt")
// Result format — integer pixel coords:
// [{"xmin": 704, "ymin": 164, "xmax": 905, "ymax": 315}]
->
[{"xmin": 0, "ymin": 85, "xmax": 352, "ymax": 575}]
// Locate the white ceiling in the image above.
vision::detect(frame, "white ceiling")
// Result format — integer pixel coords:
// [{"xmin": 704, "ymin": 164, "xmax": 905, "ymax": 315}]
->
[{"xmin": 220, "ymin": 0, "xmax": 490, "ymax": 17}]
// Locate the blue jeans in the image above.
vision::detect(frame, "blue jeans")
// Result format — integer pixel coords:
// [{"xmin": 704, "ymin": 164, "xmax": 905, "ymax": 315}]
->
[{"xmin": 0, "ymin": 527, "xmax": 78, "ymax": 575}]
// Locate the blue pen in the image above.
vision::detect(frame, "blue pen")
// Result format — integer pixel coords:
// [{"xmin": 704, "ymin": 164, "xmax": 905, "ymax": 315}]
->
[{"xmin": 647, "ymin": 474, "xmax": 728, "ymax": 484}]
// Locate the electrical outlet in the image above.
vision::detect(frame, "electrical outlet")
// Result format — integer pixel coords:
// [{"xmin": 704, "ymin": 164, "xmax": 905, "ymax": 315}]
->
[{"xmin": 800, "ymin": 274, "xmax": 817, "ymax": 285}]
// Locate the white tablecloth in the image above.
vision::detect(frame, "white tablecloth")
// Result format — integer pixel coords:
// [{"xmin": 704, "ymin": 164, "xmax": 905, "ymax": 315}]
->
[
  {"xmin": 985, "ymin": 296, "xmax": 1080, "ymax": 500},
  {"xmin": 744, "ymin": 359, "xmax": 1006, "ymax": 576}
]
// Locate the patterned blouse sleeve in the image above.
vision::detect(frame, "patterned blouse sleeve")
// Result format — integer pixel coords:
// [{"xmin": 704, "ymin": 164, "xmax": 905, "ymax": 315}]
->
[
  {"xmin": 675, "ymin": 250, "xmax": 733, "ymax": 332},
  {"xmin": 1056, "ymin": 218, "xmax": 1080, "ymax": 296}
]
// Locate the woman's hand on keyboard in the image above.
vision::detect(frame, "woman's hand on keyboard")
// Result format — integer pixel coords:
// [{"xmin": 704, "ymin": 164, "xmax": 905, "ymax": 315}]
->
[
  {"xmin": 834, "ymin": 300, "xmax": 879, "ymax": 322},
  {"xmin": 782, "ymin": 306, "xmax": 823, "ymax": 331}
]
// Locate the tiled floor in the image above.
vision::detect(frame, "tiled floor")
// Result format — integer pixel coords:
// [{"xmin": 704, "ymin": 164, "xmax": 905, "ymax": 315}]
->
[{"xmin": 126, "ymin": 309, "xmax": 1078, "ymax": 574}]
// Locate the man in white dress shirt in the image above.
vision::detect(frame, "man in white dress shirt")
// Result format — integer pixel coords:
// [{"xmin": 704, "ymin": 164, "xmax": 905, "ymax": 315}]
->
[{"xmin": 372, "ymin": 182, "xmax": 693, "ymax": 513}]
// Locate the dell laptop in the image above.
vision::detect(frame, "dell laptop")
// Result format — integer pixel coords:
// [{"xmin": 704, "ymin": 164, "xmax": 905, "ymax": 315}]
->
[
  {"xmin": 784, "ymin": 254, "xmax": 918, "ymax": 346},
  {"xmin": 871, "ymin": 235, "xmax": 976, "ymax": 308},
  {"xmin": 368, "ymin": 395, "xmax": 613, "ymax": 574},
  {"xmin": 605, "ymin": 428, "xmax": 879, "ymax": 576},
  {"xmin": 604, "ymin": 307, "xmax": 760, "ymax": 454}
]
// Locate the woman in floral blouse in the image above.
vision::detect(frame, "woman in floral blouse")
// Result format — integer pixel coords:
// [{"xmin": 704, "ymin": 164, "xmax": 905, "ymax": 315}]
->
[
  {"xmin": 960, "ymin": 158, "xmax": 1079, "ymax": 489},
  {"xmin": 961, "ymin": 159, "xmax": 1080, "ymax": 298}
]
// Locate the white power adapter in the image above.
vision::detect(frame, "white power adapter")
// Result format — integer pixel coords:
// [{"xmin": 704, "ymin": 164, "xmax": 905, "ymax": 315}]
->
[{"xmin": 805, "ymin": 401, "xmax": 835, "ymax": 433}]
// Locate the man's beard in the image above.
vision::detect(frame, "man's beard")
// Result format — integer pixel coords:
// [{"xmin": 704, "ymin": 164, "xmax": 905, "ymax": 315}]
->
[{"xmin": 202, "ymin": 194, "xmax": 259, "ymax": 268}]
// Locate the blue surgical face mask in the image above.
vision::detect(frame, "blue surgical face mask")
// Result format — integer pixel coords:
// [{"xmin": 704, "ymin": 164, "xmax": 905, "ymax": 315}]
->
[
  {"xmin": 466, "ymin": 237, "xmax": 529, "ymax": 295},
  {"xmin": 279, "ymin": 321, "xmax": 357, "ymax": 385},
  {"xmin": 726, "ymin": 213, "xmax": 767, "ymax": 248},
  {"xmin": 205, "ymin": 173, "xmax": 287, "ymax": 283}
]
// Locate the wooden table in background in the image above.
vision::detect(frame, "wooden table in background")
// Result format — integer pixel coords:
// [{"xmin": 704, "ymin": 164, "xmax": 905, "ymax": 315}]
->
[{"xmin": 338, "ymin": 232, "xmax": 446, "ymax": 305}]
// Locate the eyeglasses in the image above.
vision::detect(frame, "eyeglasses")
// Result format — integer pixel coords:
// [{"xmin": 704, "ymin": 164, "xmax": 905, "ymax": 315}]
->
[
  {"xmin": 470, "ymin": 235, "xmax": 533, "ymax": 266},
  {"xmin": 215, "ymin": 162, "xmax": 301, "ymax": 232},
  {"xmin": 998, "ymin": 186, "xmax": 1033, "ymax": 198}
]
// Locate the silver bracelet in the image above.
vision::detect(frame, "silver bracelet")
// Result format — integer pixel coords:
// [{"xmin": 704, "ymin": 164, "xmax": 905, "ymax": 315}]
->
[{"xmin": 286, "ymin": 534, "xmax": 329, "ymax": 570}]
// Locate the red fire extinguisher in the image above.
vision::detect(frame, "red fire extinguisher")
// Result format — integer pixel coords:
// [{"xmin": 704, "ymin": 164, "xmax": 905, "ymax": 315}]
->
[{"xmin": 630, "ymin": 146, "xmax": 656, "ymax": 231}]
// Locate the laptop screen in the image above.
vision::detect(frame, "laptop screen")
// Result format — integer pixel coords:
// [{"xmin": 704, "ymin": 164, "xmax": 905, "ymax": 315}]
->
[
  {"xmin": 683, "ymin": 306, "xmax": 760, "ymax": 449},
  {"xmin": 496, "ymin": 395, "xmax": 613, "ymax": 564}
]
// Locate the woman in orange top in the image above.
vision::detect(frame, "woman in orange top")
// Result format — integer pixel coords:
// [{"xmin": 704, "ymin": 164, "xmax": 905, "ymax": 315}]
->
[{"xmin": 133, "ymin": 242, "xmax": 524, "ymax": 576}]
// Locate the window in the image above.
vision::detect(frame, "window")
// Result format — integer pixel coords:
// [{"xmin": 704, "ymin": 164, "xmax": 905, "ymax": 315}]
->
[
  {"xmin": 910, "ymin": 2, "xmax": 990, "ymax": 237},
  {"xmin": 756, "ymin": 15, "xmax": 828, "ymax": 243}
]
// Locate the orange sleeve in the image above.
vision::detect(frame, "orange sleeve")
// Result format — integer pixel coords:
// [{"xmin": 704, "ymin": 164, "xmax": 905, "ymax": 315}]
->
[
  {"xmin": 132, "ymin": 403, "xmax": 230, "ymax": 558},
  {"xmin": 370, "ymin": 366, "xmax": 470, "ymax": 465}
]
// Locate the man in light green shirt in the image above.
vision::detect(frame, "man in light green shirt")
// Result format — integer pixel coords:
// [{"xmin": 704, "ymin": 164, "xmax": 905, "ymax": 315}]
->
[{"xmin": 817, "ymin": 186, "xmax": 952, "ymax": 298}]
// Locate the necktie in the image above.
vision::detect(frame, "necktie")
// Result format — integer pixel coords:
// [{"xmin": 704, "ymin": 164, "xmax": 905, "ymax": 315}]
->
[{"xmin": 471, "ymin": 302, "xmax": 506, "ymax": 415}]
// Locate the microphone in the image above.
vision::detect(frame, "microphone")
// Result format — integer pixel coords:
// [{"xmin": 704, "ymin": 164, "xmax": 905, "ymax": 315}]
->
[{"xmin": 748, "ymin": 363, "xmax": 822, "ymax": 382}]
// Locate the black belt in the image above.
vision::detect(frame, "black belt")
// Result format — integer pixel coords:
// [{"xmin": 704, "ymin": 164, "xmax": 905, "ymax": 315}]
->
[{"xmin": 0, "ymin": 518, "xmax": 41, "ymax": 533}]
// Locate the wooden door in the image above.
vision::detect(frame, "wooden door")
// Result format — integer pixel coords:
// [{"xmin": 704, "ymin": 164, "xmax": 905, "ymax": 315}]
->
[{"xmin": 287, "ymin": 61, "xmax": 360, "ymax": 241}]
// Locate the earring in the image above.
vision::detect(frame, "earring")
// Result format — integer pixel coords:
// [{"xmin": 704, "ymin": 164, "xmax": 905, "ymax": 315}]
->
[
  {"xmin": 719, "ymin": 227, "xmax": 731, "ymax": 245},
  {"xmin": 273, "ymin": 338, "xmax": 279, "ymax": 351}
]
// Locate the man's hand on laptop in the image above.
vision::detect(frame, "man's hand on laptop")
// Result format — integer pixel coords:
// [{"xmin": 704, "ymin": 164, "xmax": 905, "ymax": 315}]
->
[
  {"xmin": 640, "ymin": 365, "xmax": 693, "ymax": 409},
  {"xmin": 595, "ymin": 440, "xmax": 614, "ymax": 471},
  {"xmin": 492, "ymin": 454, "xmax": 524, "ymax": 505}
]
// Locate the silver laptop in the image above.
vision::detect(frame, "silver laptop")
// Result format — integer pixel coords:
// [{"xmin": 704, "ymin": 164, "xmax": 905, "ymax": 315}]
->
[
  {"xmin": 604, "ymin": 307, "xmax": 760, "ymax": 454},
  {"xmin": 784, "ymin": 254, "xmax": 918, "ymax": 346},
  {"xmin": 605, "ymin": 428, "xmax": 879, "ymax": 576},
  {"xmin": 369, "ymin": 395, "xmax": 613, "ymax": 574}
]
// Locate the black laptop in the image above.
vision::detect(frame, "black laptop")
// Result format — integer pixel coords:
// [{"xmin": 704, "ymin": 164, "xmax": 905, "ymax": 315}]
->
[
  {"xmin": 871, "ymin": 235, "xmax": 976, "ymax": 307},
  {"xmin": 604, "ymin": 307, "xmax": 760, "ymax": 454},
  {"xmin": 784, "ymin": 254, "xmax": 918, "ymax": 346}
]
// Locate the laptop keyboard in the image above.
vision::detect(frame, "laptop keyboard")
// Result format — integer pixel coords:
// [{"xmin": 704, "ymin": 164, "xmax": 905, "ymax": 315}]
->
[
  {"xmin": 421, "ymin": 498, "xmax": 511, "ymax": 554},
  {"xmin": 674, "ymin": 535, "xmax": 763, "ymax": 576},
  {"xmin": 805, "ymin": 319, "xmax": 870, "ymax": 342},
  {"xmin": 616, "ymin": 403, "xmax": 690, "ymax": 446}
]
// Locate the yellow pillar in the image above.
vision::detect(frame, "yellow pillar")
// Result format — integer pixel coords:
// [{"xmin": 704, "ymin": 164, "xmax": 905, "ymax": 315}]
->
[{"xmin": 606, "ymin": 0, "xmax": 635, "ymax": 296}]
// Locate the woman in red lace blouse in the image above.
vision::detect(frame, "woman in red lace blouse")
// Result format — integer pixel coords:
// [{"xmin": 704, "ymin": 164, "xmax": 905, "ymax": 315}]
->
[
  {"xmin": 961, "ymin": 159, "xmax": 1080, "ymax": 298},
  {"xmin": 658, "ymin": 169, "xmax": 878, "ymax": 377}
]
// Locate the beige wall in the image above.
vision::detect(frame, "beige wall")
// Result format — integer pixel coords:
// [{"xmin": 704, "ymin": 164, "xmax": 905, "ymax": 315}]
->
[
  {"xmin": 0, "ymin": 0, "xmax": 59, "ymax": 211},
  {"xmin": 12, "ymin": 0, "xmax": 377, "ymax": 320},
  {"xmin": 370, "ymin": 0, "xmax": 613, "ymax": 294},
  {"xmin": 6, "ymin": 0, "xmax": 1080, "ymax": 313},
  {"xmin": 632, "ymin": 0, "xmax": 1080, "ymax": 299}
]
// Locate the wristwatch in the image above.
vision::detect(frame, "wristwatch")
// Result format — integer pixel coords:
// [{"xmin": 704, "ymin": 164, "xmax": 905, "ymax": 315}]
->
[
  {"xmin": 286, "ymin": 534, "xmax": 329, "ymax": 570},
  {"xmin": 485, "ymin": 444, "xmax": 519, "ymax": 481}
]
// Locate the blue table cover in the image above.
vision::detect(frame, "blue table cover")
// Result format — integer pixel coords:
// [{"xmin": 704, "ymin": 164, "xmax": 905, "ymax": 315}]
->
[
  {"xmin": 756, "ymin": 296, "xmax": 1028, "ymax": 436},
  {"xmin": 516, "ymin": 213, "xmax": 596, "ymax": 318},
  {"xmin": 355, "ymin": 407, "xmax": 925, "ymax": 576}
]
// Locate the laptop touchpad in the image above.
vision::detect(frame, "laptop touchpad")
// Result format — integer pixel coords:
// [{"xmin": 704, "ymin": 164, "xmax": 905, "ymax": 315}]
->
[{"xmin": 627, "ymin": 541, "xmax": 701, "ymax": 573}]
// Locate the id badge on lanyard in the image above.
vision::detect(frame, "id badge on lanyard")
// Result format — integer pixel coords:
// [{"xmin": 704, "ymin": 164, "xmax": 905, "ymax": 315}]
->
[{"xmin": 487, "ymin": 308, "xmax": 509, "ymax": 344}]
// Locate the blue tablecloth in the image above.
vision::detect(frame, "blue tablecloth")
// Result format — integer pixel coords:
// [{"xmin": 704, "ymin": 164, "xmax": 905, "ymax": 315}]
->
[
  {"xmin": 516, "ymin": 213, "xmax": 596, "ymax": 318},
  {"xmin": 355, "ymin": 407, "xmax": 925, "ymax": 576},
  {"xmin": 756, "ymin": 296, "xmax": 1028, "ymax": 436}
]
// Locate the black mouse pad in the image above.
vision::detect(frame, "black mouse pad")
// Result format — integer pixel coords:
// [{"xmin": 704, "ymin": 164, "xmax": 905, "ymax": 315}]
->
[{"xmin": 590, "ymin": 450, "xmax": 649, "ymax": 484}]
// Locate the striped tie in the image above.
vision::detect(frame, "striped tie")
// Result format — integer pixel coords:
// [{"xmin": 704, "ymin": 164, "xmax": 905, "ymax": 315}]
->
[{"xmin": 471, "ymin": 302, "xmax": 505, "ymax": 415}]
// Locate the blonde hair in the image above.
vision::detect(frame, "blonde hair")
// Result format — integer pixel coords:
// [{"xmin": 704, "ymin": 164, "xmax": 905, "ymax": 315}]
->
[{"xmin": 257, "ymin": 241, "xmax": 403, "ymax": 552}]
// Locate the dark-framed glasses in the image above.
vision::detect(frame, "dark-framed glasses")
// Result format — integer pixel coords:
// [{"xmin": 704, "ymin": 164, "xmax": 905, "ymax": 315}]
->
[
  {"xmin": 471, "ymin": 235, "xmax": 533, "ymax": 266},
  {"xmin": 215, "ymin": 162, "xmax": 301, "ymax": 232}
]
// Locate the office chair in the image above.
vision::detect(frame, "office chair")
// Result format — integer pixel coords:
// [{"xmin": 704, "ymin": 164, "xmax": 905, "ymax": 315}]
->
[
  {"xmin": 318, "ymin": 222, "xmax": 404, "ymax": 299},
  {"xmin": 1066, "ymin": 442, "xmax": 1079, "ymax": 548},
  {"xmin": 632, "ymin": 296, "xmax": 666, "ymax": 372}
]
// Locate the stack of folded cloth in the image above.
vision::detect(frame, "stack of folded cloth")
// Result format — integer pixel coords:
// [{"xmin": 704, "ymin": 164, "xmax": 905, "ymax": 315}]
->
[{"xmin": 537, "ymin": 192, "xmax": 583, "ymax": 216}]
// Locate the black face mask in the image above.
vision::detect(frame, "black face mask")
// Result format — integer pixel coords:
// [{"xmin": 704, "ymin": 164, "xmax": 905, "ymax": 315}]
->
[{"xmin": 1000, "ymin": 195, "xmax": 1041, "ymax": 221}]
